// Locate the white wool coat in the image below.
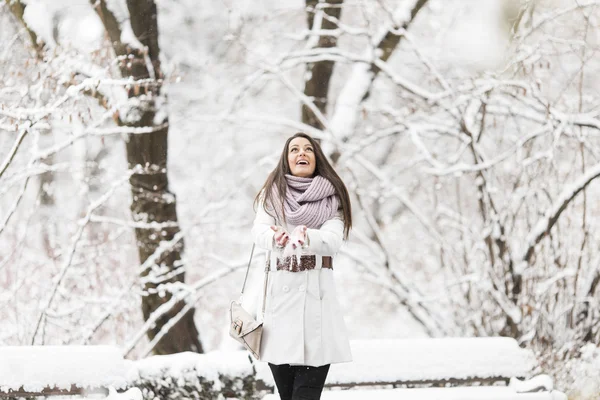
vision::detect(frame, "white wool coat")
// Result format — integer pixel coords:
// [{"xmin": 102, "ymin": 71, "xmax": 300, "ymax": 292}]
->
[{"xmin": 251, "ymin": 202, "xmax": 353, "ymax": 367}]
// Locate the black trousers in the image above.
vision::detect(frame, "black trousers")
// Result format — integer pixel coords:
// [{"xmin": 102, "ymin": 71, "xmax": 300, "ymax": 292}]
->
[{"xmin": 268, "ymin": 363, "xmax": 330, "ymax": 400}]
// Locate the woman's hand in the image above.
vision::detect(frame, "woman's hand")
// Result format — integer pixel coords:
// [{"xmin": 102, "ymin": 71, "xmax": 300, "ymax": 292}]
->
[
  {"xmin": 270, "ymin": 225, "xmax": 290, "ymax": 248},
  {"xmin": 290, "ymin": 225, "xmax": 308, "ymax": 249}
]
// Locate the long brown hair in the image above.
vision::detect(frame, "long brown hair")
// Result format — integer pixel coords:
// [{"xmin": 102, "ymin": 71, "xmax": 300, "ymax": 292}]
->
[{"xmin": 254, "ymin": 132, "xmax": 352, "ymax": 239}]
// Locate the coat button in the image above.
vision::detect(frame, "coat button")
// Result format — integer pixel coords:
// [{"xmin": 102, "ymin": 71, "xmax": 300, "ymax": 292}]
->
[
  {"xmin": 282, "ymin": 286, "xmax": 289, "ymax": 293},
  {"xmin": 298, "ymin": 285, "xmax": 305, "ymax": 292}
]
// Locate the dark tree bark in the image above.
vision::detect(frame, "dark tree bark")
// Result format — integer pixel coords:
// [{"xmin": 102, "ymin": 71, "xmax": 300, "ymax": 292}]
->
[
  {"xmin": 92, "ymin": 0, "xmax": 203, "ymax": 355},
  {"xmin": 302, "ymin": 0, "xmax": 343, "ymax": 131}
]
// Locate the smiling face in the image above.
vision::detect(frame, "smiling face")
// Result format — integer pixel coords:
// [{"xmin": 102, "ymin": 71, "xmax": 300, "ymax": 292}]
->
[{"xmin": 288, "ymin": 137, "xmax": 316, "ymax": 177}]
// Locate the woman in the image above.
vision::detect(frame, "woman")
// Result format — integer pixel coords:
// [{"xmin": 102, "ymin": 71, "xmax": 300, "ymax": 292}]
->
[{"xmin": 252, "ymin": 132, "xmax": 353, "ymax": 400}]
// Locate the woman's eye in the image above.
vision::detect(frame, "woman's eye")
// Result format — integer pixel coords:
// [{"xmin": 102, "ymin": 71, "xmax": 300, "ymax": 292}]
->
[
  {"xmin": 306, "ymin": 148, "xmax": 313, "ymax": 152},
  {"xmin": 291, "ymin": 148, "xmax": 297, "ymax": 152}
]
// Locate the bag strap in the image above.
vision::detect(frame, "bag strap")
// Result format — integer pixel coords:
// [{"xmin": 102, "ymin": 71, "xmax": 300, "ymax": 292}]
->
[
  {"xmin": 261, "ymin": 251, "xmax": 270, "ymax": 316},
  {"xmin": 240, "ymin": 243, "xmax": 270, "ymax": 317},
  {"xmin": 240, "ymin": 243, "xmax": 255, "ymax": 295}
]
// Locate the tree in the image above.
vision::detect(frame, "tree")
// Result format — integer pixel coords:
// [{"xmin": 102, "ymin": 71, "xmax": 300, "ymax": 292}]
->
[
  {"xmin": 221, "ymin": 0, "xmax": 600, "ymax": 360},
  {"xmin": 90, "ymin": 0, "xmax": 202, "ymax": 354},
  {"xmin": 3, "ymin": 0, "xmax": 203, "ymax": 354},
  {"xmin": 302, "ymin": 0, "xmax": 343, "ymax": 131}
]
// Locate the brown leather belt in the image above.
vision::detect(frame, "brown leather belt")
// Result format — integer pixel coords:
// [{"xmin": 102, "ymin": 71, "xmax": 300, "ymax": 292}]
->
[{"xmin": 276, "ymin": 255, "xmax": 333, "ymax": 272}]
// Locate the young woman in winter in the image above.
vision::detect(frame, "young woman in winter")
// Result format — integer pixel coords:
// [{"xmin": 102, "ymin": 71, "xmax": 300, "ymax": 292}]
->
[{"xmin": 252, "ymin": 132, "xmax": 353, "ymax": 400}]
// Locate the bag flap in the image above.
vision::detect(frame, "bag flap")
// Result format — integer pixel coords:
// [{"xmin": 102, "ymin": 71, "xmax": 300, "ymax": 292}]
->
[{"xmin": 230, "ymin": 301, "xmax": 263, "ymax": 337}]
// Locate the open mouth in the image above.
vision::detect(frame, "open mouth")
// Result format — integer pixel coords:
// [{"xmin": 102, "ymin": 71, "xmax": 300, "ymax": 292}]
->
[{"xmin": 297, "ymin": 160, "xmax": 309, "ymax": 166}]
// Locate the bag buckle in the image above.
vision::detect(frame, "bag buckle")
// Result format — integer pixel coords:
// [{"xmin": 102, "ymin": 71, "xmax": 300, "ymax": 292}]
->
[{"xmin": 233, "ymin": 318, "xmax": 243, "ymax": 334}]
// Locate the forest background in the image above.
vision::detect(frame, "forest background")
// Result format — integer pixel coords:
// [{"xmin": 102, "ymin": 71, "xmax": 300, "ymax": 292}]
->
[{"xmin": 1, "ymin": 0, "xmax": 600, "ymax": 398}]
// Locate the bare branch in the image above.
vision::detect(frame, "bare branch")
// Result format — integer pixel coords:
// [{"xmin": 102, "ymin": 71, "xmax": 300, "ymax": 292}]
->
[
  {"xmin": 522, "ymin": 162, "xmax": 600, "ymax": 266},
  {"xmin": 31, "ymin": 169, "xmax": 137, "ymax": 344},
  {"xmin": 0, "ymin": 126, "xmax": 29, "ymax": 179}
]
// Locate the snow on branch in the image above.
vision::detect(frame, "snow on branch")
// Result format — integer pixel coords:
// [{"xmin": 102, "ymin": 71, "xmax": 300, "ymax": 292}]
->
[
  {"xmin": 352, "ymin": 153, "xmax": 445, "ymax": 245},
  {"xmin": 0, "ymin": 78, "xmax": 114, "ymax": 179},
  {"xmin": 89, "ymin": 215, "xmax": 179, "ymax": 230},
  {"xmin": 0, "ymin": 162, "xmax": 73, "ymax": 195},
  {"xmin": 0, "ymin": 125, "xmax": 29, "ymax": 179},
  {"xmin": 328, "ymin": 0, "xmax": 430, "ymax": 147},
  {"xmin": 0, "ymin": 172, "xmax": 30, "ymax": 237},
  {"xmin": 90, "ymin": 0, "xmax": 124, "ymax": 54},
  {"xmin": 5, "ymin": 0, "xmax": 45, "ymax": 56},
  {"xmin": 422, "ymin": 125, "xmax": 553, "ymax": 176},
  {"xmin": 123, "ymin": 165, "xmax": 275, "ymax": 355},
  {"xmin": 515, "ymin": 0, "xmax": 600, "ymax": 42},
  {"xmin": 31, "ymin": 168, "xmax": 139, "ymax": 344},
  {"xmin": 520, "ymin": 162, "xmax": 600, "ymax": 265},
  {"xmin": 346, "ymin": 169, "xmax": 448, "ymax": 336},
  {"xmin": 123, "ymin": 258, "xmax": 251, "ymax": 357},
  {"xmin": 481, "ymin": 280, "xmax": 523, "ymax": 325},
  {"xmin": 87, "ymin": 122, "xmax": 169, "ymax": 136},
  {"xmin": 83, "ymin": 181, "xmax": 252, "ymax": 345}
]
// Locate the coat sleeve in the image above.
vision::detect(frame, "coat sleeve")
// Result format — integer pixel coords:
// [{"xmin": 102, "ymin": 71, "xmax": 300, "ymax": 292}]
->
[
  {"xmin": 305, "ymin": 213, "xmax": 345, "ymax": 256},
  {"xmin": 251, "ymin": 198, "xmax": 276, "ymax": 251}
]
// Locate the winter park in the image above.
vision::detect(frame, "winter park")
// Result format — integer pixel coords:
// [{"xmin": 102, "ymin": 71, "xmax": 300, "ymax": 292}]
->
[{"xmin": 1, "ymin": 0, "xmax": 600, "ymax": 399}]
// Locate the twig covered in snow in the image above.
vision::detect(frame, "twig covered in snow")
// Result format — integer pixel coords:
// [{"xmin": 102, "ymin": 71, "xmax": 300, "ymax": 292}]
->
[
  {"xmin": 328, "ymin": 0, "xmax": 430, "ymax": 147},
  {"xmin": 521, "ymin": 162, "xmax": 600, "ymax": 265}
]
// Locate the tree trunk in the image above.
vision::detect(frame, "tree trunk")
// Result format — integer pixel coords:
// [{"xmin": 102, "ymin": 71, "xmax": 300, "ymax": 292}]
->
[
  {"xmin": 302, "ymin": 0, "xmax": 343, "ymax": 131},
  {"xmin": 92, "ymin": 0, "xmax": 203, "ymax": 355}
]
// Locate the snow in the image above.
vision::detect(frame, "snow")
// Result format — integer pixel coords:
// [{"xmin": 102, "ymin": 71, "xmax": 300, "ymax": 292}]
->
[
  {"xmin": 2, "ymin": 0, "xmax": 599, "ymax": 397},
  {"xmin": 120, "ymin": 20, "xmax": 145, "ymax": 51},
  {"xmin": 153, "ymin": 93, "xmax": 169, "ymax": 125},
  {"xmin": 263, "ymin": 387, "xmax": 566, "ymax": 400},
  {"xmin": 118, "ymin": 97, "xmax": 145, "ymax": 125},
  {"xmin": 510, "ymin": 375, "xmax": 554, "ymax": 393},
  {"xmin": 329, "ymin": 63, "xmax": 375, "ymax": 141},
  {"xmin": 563, "ymin": 344, "xmax": 600, "ymax": 400},
  {"xmin": 128, "ymin": 337, "xmax": 537, "ymax": 390},
  {"xmin": 105, "ymin": 387, "xmax": 143, "ymax": 400},
  {"xmin": 21, "ymin": 1, "xmax": 56, "ymax": 46},
  {"xmin": 0, "ymin": 341, "xmax": 557, "ymax": 398},
  {"xmin": 0, "ymin": 346, "xmax": 130, "ymax": 392},
  {"xmin": 325, "ymin": 338, "xmax": 537, "ymax": 385}
]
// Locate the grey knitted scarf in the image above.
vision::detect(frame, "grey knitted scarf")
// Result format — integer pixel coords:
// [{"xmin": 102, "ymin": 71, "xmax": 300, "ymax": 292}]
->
[{"xmin": 272, "ymin": 174, "xmax": 339, "ymax": 228}]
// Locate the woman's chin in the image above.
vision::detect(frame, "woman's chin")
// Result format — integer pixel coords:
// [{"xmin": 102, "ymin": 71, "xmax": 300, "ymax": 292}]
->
[{"xmin": 291, "ymin": 169, "xmax": 315, "ymax": 178}]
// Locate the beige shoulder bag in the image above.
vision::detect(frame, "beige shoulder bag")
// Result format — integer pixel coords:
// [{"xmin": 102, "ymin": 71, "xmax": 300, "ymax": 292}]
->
[{"xmin": 228, "ymin": 244, "xmax": 269, "ymax": 359}]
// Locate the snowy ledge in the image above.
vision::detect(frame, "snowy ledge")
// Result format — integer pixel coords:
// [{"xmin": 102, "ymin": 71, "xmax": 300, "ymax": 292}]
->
[
  {"xmin": 0, "ymin": 346, "xmax": 129, "ymax": 395},
  {"xmin": 126, "ymin": 338, "xmax": 544, "ymax": 399},
  {"xmin": 0, "ymin": 338, "xmax": 558, "ymax": 400},
  {"xmin": 327, "ymin": 338, "xmax": 538, "ymax": 386}
]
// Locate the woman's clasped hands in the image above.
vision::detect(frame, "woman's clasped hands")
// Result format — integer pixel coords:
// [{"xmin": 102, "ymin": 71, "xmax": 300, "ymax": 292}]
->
[{"xmin": 270, "ymin": 225, "xmax": 308, "ymax": 257}]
